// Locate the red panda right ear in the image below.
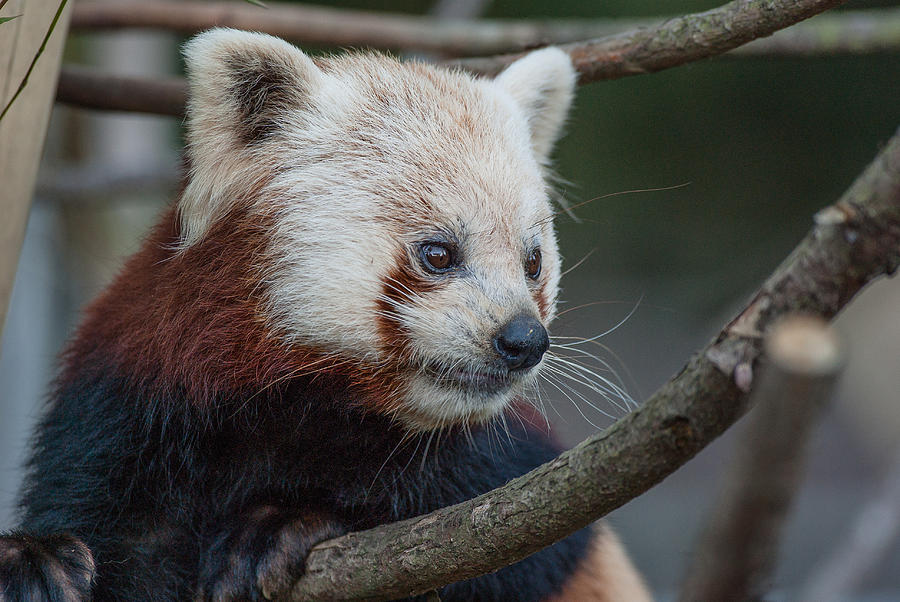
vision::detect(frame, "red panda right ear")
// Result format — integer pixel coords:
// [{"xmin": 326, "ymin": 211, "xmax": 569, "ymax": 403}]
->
[
  {"xmin": 495, "ymin": 47, "xmax": 576, "ymax": 167},
  {"xmin": 178, "ymin": 29, "xmax": 325, "ymax": 247}
]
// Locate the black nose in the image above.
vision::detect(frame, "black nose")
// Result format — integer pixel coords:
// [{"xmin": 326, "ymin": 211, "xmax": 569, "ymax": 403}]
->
[{"xmin": 492, "ymin": 314, "xmax": 549, "ymax": 372}]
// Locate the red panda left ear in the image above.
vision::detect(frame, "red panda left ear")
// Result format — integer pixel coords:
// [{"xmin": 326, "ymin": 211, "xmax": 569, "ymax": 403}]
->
[
  {"xmin": 494, "ymin": 47, "xmax": 577, "ymax": 166},
  {"xmin": 183, "ymin": 28, "xmax": 325, "ymax": 147},
  {"xmin": 178, "ymin": 29, "xmax": 326, "ymax": 247}
]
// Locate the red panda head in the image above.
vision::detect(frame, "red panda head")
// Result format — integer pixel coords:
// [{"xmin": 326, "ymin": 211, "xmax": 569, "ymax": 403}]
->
[{"xmin": 180, "ymin": 29, "xmax": 576, "ymax": 430}]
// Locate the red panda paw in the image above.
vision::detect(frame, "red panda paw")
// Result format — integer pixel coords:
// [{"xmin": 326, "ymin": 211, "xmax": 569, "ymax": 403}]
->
[
  {"xmin": 0, "ymin": 531, "xmax": 95, "ymax": 602},
  {"xmin": 197, "ymin": 506, "xmax": 346, "ymax": 602}
]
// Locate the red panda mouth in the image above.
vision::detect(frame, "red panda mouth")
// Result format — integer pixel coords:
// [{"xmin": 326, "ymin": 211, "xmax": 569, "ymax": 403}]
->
[{"xmin": 423, "ymin": 363, "xmax": 513, "ymax": 395}]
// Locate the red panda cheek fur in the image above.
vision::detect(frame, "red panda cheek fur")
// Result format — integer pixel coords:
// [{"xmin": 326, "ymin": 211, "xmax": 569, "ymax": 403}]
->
[{"xmin": 60, "ymin": 205, "xmax": 301, "ymax": 404}]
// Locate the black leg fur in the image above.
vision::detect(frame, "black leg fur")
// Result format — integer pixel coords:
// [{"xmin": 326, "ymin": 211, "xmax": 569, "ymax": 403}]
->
[
  {"xmin": 197, "ymin": 506, "xmax": 345, "ymax": 601},
  {"xmin": 0, "ymin": 532, "xmax": 94, "ymax": 602},
  {"xmin": 15, "ymin": 375, "xmax": 589, "ymax": 601}
]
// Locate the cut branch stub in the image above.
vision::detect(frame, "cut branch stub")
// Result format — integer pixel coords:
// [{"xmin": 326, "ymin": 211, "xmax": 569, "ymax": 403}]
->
[{"xmin": 680, "ymin": 316, "xmax": 843, "ymax": 602}]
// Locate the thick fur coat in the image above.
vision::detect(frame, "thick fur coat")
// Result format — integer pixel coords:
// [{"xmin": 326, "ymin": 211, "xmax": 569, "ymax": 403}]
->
[{"xmin": 0, "ymin": 30, "xmax": 649, "ymax": 601}]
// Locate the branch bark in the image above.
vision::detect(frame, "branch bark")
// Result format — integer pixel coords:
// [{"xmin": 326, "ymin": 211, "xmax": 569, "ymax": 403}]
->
[
  {"xmin": 56, "ymin": 0, "xmax": 852, "ymax": 117},
  {"xmin": 679, "ymin": 316, "xmax": 843, "ymax": 602},
  {"xmin": 279, "ymin": 128, "xmax": 900, "ymax": 600},
  {"xmin": 456, "ymin": 0, "xmax": 848, "ymax": 79}
]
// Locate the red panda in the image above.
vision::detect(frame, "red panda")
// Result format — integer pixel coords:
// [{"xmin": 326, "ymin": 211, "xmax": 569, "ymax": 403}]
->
[{"xmin": 0, "ymin": 29, "xmax": 650, "ymax": 601}]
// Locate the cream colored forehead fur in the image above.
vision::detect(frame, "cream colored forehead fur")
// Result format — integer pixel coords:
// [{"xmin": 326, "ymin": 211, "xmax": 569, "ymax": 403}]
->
[{"xmin": 180, "ymin": 30, "xmax": 575, "ymax": 424}]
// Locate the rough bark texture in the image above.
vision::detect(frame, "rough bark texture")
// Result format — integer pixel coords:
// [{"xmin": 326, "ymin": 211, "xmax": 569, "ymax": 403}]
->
[
  {"xmin": 282, "ymin": 129, "xmax": 900, "ymax": 600},
  {"xmin": 458, "ymin": 0, "xmax": 848, "ymax": 79},
  {"xmin": 55, "ymin": 0, "xmax": 851, "ymax": 117}
]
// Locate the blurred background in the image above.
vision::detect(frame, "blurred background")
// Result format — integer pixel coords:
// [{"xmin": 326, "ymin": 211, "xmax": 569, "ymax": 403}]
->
[{"xmin": 2, "ymin": 0, "xmax": 899, "ymax": 599}]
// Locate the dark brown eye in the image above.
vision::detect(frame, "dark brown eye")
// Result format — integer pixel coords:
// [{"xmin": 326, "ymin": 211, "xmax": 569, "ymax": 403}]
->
[
  {"xmin": 525, "ymin": 248, "xmax": 542, "ymax": 279},
  {"xmin": 420, "ymin": 243, "xmax": 453, "ymax": 272}
]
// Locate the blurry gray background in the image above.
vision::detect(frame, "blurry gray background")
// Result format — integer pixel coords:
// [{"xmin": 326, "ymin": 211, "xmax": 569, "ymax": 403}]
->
[{"xmin": 2, "ymin": 0, "xmax": 899, "ymax": 599}]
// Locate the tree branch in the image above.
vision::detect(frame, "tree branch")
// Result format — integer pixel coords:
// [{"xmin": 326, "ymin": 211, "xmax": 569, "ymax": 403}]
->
[
  {"xmin": 279, "ymin": 128, "xmax": 900, "ymax": 600},
  {"xmin": 456, "ymin": 0, "xmax": 848, "ymax": 79},
  {"xmin": 730, "ymin": 8, "xmax": 900, "ymax": 57},
  {"xmin": 679, "ymin": 316, "xmax": 843, "ymax": 602},
  {"xmin": 70, "ymin": 1, "xmax": 900, "ymax": 59},
  {"xmin": 56, "ymin": 65, "xmax": 186, "ymax": 116},
  {"xmin": 66, "ymin": 0, "xmax": 649, "ymax": 57},
  {"xmin": 798, "ymin": 449, "xmax": 900, "ymax": 602}
]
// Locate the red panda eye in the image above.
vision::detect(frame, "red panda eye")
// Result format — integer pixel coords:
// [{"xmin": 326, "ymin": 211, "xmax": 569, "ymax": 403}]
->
[
  {"xmin": 526, "ymin": 248, "xmax": 542, "ymax": 279},
  {"xmin": 420, "ymin": 243, "xmax": 453, "ymax": 272}
]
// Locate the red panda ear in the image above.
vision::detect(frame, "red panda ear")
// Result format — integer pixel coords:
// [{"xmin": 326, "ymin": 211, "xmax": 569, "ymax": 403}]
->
[
  {"xmin": 183, "ymin": 28, "xmax": 324, "ymax": 147},
  {"xmin": 495, "ymin": 47, "xmax": 577, "ymax": 165},
  {"xmin": 178, "ymin": 29, "xmax": 325, "ymax": 247}
]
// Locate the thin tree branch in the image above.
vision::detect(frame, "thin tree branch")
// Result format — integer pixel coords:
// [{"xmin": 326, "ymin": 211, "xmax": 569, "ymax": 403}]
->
[
  {"xmin": 798, "ymin": 449, "xmax": 900, "ymax": 602},
  {"xmin": 679, "ymin": 316, "xmax": 843, "ymax": 602},
  {"xmin": 56, "ymin": 0, "xmax": 853, "ymax": 117},
  {"xmin": 456, "ymin": 0, "xmax": 848, "ymax": 79},
  {"xmin": 35, "ymin": 161, "xmax": 180, "ymax": 202},
  {"xmin": 56, "ymin": 65, "xmax": 186, "ymax": 116},
  {"xmin": 277, "ymin": 128, "xmax": 900, "ymax": 600},
  {"xmin": 731, "ymin": 8, "xmax": 900, "ymax": 57},
  {"xmin": 67, "ymin": 0, "xmax": 644, "ymax": 57},
  {"xmin": 70, "ymin": 1, "xmax": 900, "ymax": 59}
]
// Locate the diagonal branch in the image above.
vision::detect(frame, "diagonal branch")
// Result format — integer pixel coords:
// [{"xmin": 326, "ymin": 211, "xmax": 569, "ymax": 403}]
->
[
  {"xmin": 56, "ymin": 0, "xmax": 850, "ymax": 116},
  {"xmin": 281, "ymin": 128, "xmax": 900, "ymax": 600}
]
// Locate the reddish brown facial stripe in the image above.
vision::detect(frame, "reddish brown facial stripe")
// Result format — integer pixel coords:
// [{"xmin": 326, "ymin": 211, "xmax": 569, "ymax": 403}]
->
[
  {"xmin": 534, "ymin": 282, "xmax": 551, "ymax": 321},
  {"xmin": 374, "ymin": 249, "xmax": 437, "ymax": 362}
]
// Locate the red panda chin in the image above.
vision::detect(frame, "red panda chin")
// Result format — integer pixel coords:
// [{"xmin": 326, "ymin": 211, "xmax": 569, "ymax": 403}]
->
[{"xmin": 391, "ymin": 367, "xmax": 526, "ymax": 432}]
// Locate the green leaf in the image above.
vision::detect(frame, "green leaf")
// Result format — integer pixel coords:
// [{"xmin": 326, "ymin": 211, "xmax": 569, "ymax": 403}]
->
[
  {"xmin": 0, "ymin": 0, "xmax": 68, "ymax": 122},
  {"xmin": 0, "ymin": 14, "xmax": 20, "ymax": 24},
  {"xmin": 243, "ymin": 0, "xmax": 267, "ymax": 7}
]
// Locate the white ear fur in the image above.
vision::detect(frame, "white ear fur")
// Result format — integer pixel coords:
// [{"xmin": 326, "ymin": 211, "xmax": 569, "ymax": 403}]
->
[
  {"xmin": 179, "ymin": 29, "xmax": 325, "ymax": 246},
  {"xmin": 495, "ymin": 47, "xmax": 577, "ymax": 164},
  {"xmin": 183, "ymin": 28, "xmax": 324, "ymax": 145}
]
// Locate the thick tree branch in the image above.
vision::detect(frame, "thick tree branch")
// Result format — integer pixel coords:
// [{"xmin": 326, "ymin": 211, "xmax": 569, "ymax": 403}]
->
[
  {"xmin": 679, "ymin": 317, "xmax": 843, "ymax": 602},
  {"xmin": 56, "ymin": 0, "xmax": 853, "ymax": 116},
  {"xmin": 280, "ymin": 129, "xmax": 900, "ymax": 600}
]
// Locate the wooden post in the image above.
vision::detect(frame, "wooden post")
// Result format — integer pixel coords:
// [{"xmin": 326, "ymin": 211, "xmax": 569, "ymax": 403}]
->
[{"xmin": 0, "ymin": 0, "xmax": 72, "ymax": 340}]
